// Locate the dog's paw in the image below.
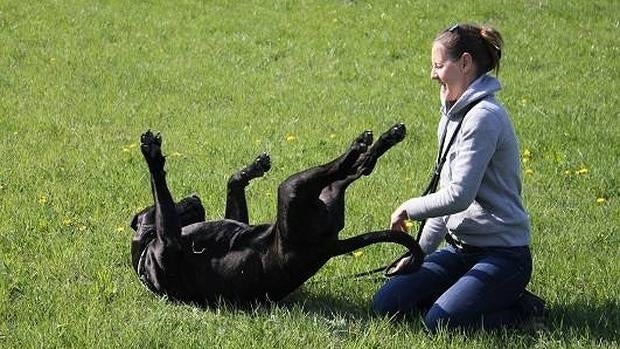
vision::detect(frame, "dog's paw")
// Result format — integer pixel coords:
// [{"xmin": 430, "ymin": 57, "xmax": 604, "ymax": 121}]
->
[
  {"xmin": 352, "ymin": 130, "xmax": 373, "ymax": 151},
  {"xmin": 386, "ymin": 123, "xmax": 406, "ymax": 144},
  {"xmin": 255, "ymin": 153, "xmax": 271, "ymax": 174},
  {"xmin": 140, "ymin": 130, "xmax": 165, "ymax": 171},
  {"xmin": 244, "ymin": 153, "xmax": 271, "ymax": 179},
  {"xmin": 358, "ymin": 130, "xmax": 374, "ymax": 148}
]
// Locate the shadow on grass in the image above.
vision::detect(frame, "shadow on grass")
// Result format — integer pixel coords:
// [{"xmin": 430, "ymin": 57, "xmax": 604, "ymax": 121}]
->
[
  {"xmin": 278, "ymin": 289, "xmax": 619, "ymax": 344},
  {"xmin": 549, "ymin": 298, "xmax": 619, "ymax": 342},
  {"xmin": 280, "ymin": 287, "xmax": 376, "ymax": 320}
]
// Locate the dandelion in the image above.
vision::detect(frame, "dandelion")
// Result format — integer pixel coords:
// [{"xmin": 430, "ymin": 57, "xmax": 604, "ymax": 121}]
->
[
  {"xmin": 116, "ymin": 227, "xmax": 125, "ymax": 233},
  {"xmin": 404, "ymin": 220, "xmax": 415, "ymax": 230},
  {"xmin": 522, "ymin": 149, "xmax": 532, "ymax": 158},
  {"xmin": 330, "ymin": 134, "xmax": 336, "ymax": 139},
  {"xmin": 596, "ymin": 197, "xmax": 607, "ymax": 204},
  {"xmin": 575, "ymin": 167, "xmax": 589, "ymax": 175},
  {"xmin": 38, "ymin": 195, "xmax": 48, "ymax": 204},
  {"xmin": 352, "ymin": 251, "xmax": 363, "ymax": 258},
  {"xmin": 123, "ymin": 144, "xmax": 138, "ymax": 153},
  {"xmin": 285, "ymin": 135, "xmax": 296, "ymax": 142},
  {"xmin": 525, "ymin": 169, "xmax": 534, "ymax": 175}
]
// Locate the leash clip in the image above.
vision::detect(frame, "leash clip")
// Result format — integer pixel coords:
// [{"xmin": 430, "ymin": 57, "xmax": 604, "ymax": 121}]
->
[{"xmin": 192, "ymin": 241, "xmax": 206, "ymax": 254}]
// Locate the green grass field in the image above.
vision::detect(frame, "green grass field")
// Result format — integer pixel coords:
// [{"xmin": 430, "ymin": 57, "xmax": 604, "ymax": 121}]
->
[{"xmin": 1, "ymin": 1, "xmax": 618, "ymax": 348}]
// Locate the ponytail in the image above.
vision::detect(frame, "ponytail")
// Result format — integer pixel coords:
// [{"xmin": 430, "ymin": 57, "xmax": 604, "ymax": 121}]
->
[{"xmin": 480, "ymin": 26, "xmax": 503, "ymax": 75}]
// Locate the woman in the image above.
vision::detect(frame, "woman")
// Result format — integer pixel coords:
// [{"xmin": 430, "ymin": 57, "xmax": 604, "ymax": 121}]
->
[{"xmin": 372, "ymin": 23, "xmax": 545, "ymax": 332}]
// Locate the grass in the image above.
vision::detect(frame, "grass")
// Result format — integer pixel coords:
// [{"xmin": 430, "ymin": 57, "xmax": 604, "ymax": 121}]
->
[{"xmin": 0, "ymin": 0, "xmax": 618, "ymax": 348}]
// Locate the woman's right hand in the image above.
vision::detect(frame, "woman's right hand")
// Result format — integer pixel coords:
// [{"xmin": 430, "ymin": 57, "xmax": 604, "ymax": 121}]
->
[{"xmin": 390, "ymin": 206, "xmax": 410, "ymax": 232}]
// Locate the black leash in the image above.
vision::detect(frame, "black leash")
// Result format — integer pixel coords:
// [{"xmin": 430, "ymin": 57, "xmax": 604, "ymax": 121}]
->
[{"xmin": 365, "ymin": 99, "xmax": 484, "ymax": 278}]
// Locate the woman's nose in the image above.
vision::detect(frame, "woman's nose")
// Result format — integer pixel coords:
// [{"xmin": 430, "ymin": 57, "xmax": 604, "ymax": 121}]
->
[{"xmin": 430, "ymin": 68, "xmax": 438, "ymax": 80}]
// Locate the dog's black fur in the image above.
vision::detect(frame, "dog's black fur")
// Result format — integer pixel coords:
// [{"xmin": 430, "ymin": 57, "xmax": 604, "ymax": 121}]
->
[{"xmin": 130, "ymin": 125, "xmax": 423, "ymax": 306}]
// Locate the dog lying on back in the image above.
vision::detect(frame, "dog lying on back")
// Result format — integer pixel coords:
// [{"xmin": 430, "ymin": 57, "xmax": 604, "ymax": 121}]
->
[{"xmin": 130, "ymin": 125, "xmax": 423, "ymax": 306}]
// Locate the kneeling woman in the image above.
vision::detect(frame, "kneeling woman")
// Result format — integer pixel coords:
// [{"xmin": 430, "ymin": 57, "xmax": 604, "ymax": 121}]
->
[{"xmin": 373, "ymin": 23, "xmax": 545, "ymax": 332}]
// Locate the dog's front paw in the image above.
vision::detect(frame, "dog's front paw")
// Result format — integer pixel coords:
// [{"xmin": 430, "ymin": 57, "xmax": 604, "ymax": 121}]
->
[
  {"xmin": 254, "ymin": 153, "xmax": 271, "ymax": 174},
  {"xmin": 140, "ymin": 130, "xmax": 165, "ymax": 171},
  {"xmin": 244, "ymin": 153, "xmax": 271, "ymax": 179}
]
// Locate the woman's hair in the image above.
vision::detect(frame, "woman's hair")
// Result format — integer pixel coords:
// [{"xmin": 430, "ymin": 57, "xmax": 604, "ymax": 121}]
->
[{"xmin": 434, "ymin": 23, "xmax": 504, "ymax": 76}]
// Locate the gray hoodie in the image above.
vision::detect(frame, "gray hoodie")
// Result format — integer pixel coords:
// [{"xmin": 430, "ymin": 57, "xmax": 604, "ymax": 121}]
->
[{"xmin": 401, "ymin": 74, "xmax": 530, "ymax": 254}]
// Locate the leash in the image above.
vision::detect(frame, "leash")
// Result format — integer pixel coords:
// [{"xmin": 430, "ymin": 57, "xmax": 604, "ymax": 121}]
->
[{"xmin": 356, "ymin": 99, "xmax": 484, "ymax": 278}]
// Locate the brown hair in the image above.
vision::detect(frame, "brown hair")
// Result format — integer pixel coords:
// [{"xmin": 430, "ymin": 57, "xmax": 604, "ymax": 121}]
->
[{"xmin": 434, "ymin": 23, "xmax": 504, "ymax": 76}]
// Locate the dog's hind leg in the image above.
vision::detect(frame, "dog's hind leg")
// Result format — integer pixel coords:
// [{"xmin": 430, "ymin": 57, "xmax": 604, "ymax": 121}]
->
[
  {"xmin": 275, "ymin": 131, "xmax": 373, "ymax": 237},
  {"xmin": 316, "ymin": 124, "xmax": 407, "ymax": 234},
  {"xmin": 279, "ymin": 130, "xmax": 373, "ymax": 197},
  {"xmin": 140, "ymin": 130, "xmax": 182, "ymax": 245},
  {"xmin": 353, "ymin": 123, "xmax": 406, "ymax": 176},
  {"xmin": 225, "ymin": 153, "xmax": 271, "ymax": 223}
]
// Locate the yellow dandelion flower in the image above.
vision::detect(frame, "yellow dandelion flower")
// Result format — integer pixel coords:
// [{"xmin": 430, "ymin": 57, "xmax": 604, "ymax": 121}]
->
[
  {"xmin": 522, "ymin": 149, "xmax": 531, "ymax": 158},
  {"xmin": 404, "ymin": 220, "xmax": 415, "ymax": 230},
  {"xmin": 525, "ymin": 169, "xmax": 534, "ymax": 175},
  {"xmin": 575, "ymin": 167, "xmax": 589, "ymax": 175},
  {"xmin": 38, "ymin": 196, "xmax": 48, "ymax": 204},
  {"xmin": 596, "ymin": 197, "xmax": 606, "ymax": 204},
  {"xmin": 286, "ymin": 135, "xmax": 296, "ymax": 142},
  {"xmin": 352, "ymin": 251, "xmax": 363, "ymax": 258},
  {"xmin": 116, "ymin": 227, "xmax": 125, "ymax": 233},
  {"xmin": 330, "ymin": 134, "xmax": 336, "ymax": 139}
]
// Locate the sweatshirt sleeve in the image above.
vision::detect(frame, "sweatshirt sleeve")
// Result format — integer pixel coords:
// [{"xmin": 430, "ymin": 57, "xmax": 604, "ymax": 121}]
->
[
  {"xmin": 401, "ymin": 107, "xmax": 501, "ymax": 220},
  {"xmin": 418, "ymin": 216, "xmax": 447, "ymax": 254}
]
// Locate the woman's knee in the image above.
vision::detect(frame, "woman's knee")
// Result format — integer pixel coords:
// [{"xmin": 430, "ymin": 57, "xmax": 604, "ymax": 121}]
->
[{"xmin": 371, "ymin": 288, "xmax": 401, "ymax": 316}]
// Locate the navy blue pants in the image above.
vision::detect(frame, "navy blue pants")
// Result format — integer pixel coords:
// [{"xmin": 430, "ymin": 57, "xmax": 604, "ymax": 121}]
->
[{"xmin": 372, "ymin": 245, "xmax": 532, "ymax": 332}]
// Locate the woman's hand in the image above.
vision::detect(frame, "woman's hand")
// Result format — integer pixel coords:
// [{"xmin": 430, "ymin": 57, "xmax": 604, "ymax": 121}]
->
[{"xmin": 390, "ymin": 206, "xmax": 410, "ymax": 232}]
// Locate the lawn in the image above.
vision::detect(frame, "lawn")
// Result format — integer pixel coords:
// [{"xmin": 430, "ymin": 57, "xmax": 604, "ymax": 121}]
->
[{"xmin": 0, "ymin": 0, "xmax": 618, "ymax": 348}]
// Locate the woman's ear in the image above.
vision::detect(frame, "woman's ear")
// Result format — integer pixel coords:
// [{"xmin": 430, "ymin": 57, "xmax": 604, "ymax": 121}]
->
[{"xmin": 461, "ymin": 52, "xmax": 474, "ymax": 73}]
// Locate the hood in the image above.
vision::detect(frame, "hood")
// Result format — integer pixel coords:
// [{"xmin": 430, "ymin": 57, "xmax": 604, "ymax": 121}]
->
[{"xmin": 442, "ymin": 74, "xmax": 501, "ymax": 117}]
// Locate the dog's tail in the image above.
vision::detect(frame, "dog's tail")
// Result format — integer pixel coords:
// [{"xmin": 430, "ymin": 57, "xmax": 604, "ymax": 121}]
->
[{"xmin": 329, "ymin": 230, "xmax": 424, "ymax": 271}]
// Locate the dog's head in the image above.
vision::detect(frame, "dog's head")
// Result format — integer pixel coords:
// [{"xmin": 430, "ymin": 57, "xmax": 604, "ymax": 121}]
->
[{"xmin": 129, "ymin": 205, "xmax": 156, "ymax": 272}]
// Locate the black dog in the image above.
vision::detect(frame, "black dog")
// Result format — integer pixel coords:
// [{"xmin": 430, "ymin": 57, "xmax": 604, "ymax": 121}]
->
[{"xmin": 130, "ymin": 125, "xmax": 423, "ymax": 306}]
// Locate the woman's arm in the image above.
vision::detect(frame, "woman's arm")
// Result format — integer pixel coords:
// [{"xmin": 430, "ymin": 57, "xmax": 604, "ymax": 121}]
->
[{"xmin": 399, "ymin": 106, "xmax": 502, "ymax": 220}]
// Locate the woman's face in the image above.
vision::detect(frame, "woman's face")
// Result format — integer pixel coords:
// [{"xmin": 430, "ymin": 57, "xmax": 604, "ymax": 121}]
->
[{"xmin": 430, "ymin": 42, "xmax": 470, "ymax": 104}]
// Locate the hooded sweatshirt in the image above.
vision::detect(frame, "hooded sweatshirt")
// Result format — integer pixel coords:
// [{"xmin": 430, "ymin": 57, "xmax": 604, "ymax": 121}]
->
[{"xmin": 401, "ymin": 74, "xmax": 530, "ymax": 254}]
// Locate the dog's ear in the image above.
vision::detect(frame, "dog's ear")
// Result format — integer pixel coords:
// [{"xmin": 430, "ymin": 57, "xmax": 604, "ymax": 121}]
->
[{"xmin": 130, "ymin": 213, "xmax": 139, "ymax": 232}]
